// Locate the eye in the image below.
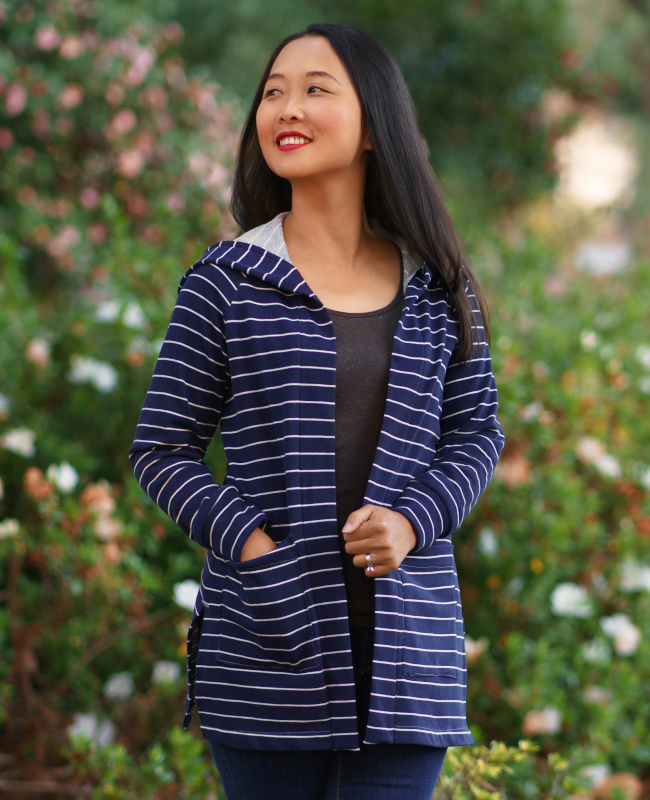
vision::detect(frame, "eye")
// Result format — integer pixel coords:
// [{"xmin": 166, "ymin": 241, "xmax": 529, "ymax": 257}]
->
[
  {"xmin": 308, "ymin": 86, "xmax": 325, "ymax": 94},
  {"xmin": 265, "ymin": 88, "xmax": 280, "ymax": 97}
]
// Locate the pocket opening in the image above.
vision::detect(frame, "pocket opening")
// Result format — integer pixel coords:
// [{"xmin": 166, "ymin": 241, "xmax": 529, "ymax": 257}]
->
[{"xmin": 400, "ymin": 565, "xmax": 461, "ymax": 678}]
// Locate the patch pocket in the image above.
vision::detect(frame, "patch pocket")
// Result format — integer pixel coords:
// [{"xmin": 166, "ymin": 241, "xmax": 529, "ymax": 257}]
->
[
  {"xmin": 216, "ymin": 540, "xmax": 321, "ymax": 673},
  {"xmin": 399, "ymin": 564, "xmax": 460, "ymax": 678}
]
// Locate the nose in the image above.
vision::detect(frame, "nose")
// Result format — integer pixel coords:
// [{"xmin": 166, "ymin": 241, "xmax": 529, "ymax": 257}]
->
[{"xmin": 278, "ymin": 93, "xmax": 306, "ymax": 123}]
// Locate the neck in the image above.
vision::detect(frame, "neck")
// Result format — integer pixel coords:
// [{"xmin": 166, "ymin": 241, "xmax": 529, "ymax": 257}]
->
[{"xmin": 282, "ymin": 161, "xmax": 376, "ymax": 268}]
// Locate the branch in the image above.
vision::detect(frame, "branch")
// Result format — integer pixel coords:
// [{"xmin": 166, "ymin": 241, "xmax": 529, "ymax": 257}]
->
[
  {"xmin": 0, "ymin": 778, "xmax": 92, "ymax": 796},
  {"xmin": 53, "ymin": 607, "xmax": 173, "ymax": 697}
]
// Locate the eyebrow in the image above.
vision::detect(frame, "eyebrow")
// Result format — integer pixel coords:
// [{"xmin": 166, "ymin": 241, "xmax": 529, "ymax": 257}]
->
[{"xmin": 266, "ymin": 70, "xmax": 341, "ymax": 86}]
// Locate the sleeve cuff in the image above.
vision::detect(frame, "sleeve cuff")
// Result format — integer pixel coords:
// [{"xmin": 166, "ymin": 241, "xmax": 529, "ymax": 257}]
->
[
  {"xmin": 391, "ymin": 481, "xmax": 451, "ymax": 552},
  {"xmin": 192, "ymin": 485, "xmax": 271, "ymax": 561}
]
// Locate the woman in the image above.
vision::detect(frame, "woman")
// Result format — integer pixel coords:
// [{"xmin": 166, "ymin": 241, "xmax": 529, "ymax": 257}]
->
[{"xmin": 129, "ymin": 22, "xmax": 505, "ymax": 800}]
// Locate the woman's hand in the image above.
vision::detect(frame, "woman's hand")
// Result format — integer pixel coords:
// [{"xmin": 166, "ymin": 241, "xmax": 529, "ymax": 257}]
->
[
  {"xmin": 239, "ymin": 526, "xmax": 277, "ymax": 562},
  {"xmin": 342, "ymin": 505, "xmax": 417, "ymax": 577}
]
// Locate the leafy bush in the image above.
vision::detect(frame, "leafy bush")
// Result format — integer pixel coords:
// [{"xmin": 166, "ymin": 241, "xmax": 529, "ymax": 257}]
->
[
  {"xmin": 0, "ymin": 0, "xmax": 236, "ymax": 790},
  {"xmin": 1, "ymin": 0, "xmax": 649, "ymax": 795}
]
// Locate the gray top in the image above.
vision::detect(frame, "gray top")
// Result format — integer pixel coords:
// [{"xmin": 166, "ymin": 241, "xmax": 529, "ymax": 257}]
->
[{"xmin": 327, "ymin": 245, "xmax": 405, "ymax": 627}]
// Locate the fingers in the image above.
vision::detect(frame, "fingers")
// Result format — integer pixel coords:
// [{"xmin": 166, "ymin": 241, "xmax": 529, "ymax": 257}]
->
[{"xmin": 341, "ymin": 504, "xmax": 376, "ymax": 536}]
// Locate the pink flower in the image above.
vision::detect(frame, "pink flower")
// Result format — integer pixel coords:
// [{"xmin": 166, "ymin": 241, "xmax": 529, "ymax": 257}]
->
[
  {"xmin": 162, "ymin": 22, "xmax": 184, "ymax": 43},
  {"xmin": 79, "ymin": 187, "xmax": 101, "ymax": 210},
  {"xmin": 115, "ymin": 150, "xmax": 145, "ymax": 178},
  {"xmin": 104, "ymin": 82, "xmax": 125, "ymax": 106},
  {"xmin": 138, "ymin": 85, "xmax": 168, "ymax": 109},
  {"xmin": 47, "ymin": 225, "xmax": 81, "ymax": 258},
  {"xmin": 59, "ymin": 34, "xmax": 85, "ymax": 59},
  {"xmin": 122, "ymin": 46, "xmax": 156, "ymax": 88},
  {"xmin": 87, "ymin": 222, "xmax": 109, "ymax": 245},
  {"xmin": 35, "ymin": 24, "xmax": 60, "ymax": 51},
  {"xmin": 164, "ymin": 193, "xmax": 185, "ymax": 214},
  {"xmin": 57, "ymin": 84, "xmax": 84, "ymax": 110},
  {"xmin": 4, "ymin": 83, "xmax": 28, "ymax": 117},
  {"xmin": 0, "ymin": 128, "xmax": 14, "ymax": 149},
  {"xmin": 104, "ymin": 108, "xmax": 137, "ymax": 140}
]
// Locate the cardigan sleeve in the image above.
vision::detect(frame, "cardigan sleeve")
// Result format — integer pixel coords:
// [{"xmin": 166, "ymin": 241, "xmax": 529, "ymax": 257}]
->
[
  {"xmin": 390, "ymin": 279, "xmax": 505, "ymax": 552},
  {"xmin": 127, "ymin": 265, "xmax": 271, "ymax": 562}
]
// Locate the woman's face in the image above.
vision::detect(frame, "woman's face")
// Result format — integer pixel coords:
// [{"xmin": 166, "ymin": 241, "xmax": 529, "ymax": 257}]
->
[{"xmin": 256, "ymin": 35, "xmax": 372, "ymax": 182}]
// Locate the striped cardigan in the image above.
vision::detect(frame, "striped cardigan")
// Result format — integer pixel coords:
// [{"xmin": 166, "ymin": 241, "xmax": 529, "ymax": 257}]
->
[{"xmin": 128, "ymin": 212, "xmax": 505, "ymax": 751}]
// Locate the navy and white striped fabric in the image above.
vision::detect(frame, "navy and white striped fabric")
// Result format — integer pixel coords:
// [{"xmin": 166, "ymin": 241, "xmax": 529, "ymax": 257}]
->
[{"xmin": 128, "ymin": 213, "xmax": 505, "ymax": 751}]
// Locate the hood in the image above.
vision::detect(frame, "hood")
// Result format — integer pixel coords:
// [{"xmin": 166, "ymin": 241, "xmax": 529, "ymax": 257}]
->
[{"xmin": 181, "ymin": 211, "xmax": 433, "ymax": 301}]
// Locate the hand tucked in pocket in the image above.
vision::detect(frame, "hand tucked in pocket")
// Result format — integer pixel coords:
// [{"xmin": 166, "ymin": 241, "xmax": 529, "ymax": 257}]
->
[
  {"xmin": 239, "ymin": 526, "xmax": 277, "ymax": 562},
  {"xmin": 342, "ymin": 505, "xmax": 417, "ymax": 577}
]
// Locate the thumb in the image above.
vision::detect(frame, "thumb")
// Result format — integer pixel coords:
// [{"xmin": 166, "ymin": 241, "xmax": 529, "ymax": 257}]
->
[{"xmin": 342, "ymin": 504, "xmax": 375, "ymax": 534}]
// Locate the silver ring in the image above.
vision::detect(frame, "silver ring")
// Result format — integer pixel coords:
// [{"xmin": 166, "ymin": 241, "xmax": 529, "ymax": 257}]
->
[{"xmin": 365, "ymin": 553, "xmax": 375, "ymax": 572}]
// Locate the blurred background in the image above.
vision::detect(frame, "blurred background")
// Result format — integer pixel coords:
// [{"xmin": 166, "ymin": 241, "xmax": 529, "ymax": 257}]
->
[{"xmin": 1, "ymin": 0, "xmax": 650, "ymax": 797}]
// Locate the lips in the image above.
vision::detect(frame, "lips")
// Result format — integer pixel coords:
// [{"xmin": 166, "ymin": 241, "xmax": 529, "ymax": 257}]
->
[{"xmin": 276, "ymin": 130, "xmax": 312, "ymax": 151}]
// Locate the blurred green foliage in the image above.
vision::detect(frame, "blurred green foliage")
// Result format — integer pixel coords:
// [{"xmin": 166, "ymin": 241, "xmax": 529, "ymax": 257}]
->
[
  {"xmin": 174, "ymin": 0, "xmax": 572, "ymax": 219},
  {"xmin": 1, "ymin": 0, "xmax": 650, "ymax": 796}
]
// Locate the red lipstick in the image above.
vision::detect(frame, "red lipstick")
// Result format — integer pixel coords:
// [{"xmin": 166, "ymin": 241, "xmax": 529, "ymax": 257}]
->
[{"xmin": 276, "ymin": 130, "xmax": 312, "ymax": 151}]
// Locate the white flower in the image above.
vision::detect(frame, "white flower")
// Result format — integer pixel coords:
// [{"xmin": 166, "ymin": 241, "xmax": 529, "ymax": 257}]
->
[
  {"xmin": 583, "ymin": 685, "xmax": 612, "ymax": 705},
  {"xmin": 593, "ymin": 453, "xmax": 621, "ymax": 479},
  {"xmin": 575, "ymin": 437, "xmax": 621, "ymax": 479},
  {"xmin": 582, "ymin": 638, "xmax": 610, "ymax": 663},
  {"xmin": 95, "ymin": 300, "xmax": 121, "ymax": 322},
  {"xmin": 477, "ymin": 526, "xmax": 498, "ymax": 557},
  {"xmin": 173, "ymin": 579, "xmax": 199, "ymax": 611},
  {"xmin": 0, "ymin": 393, "xmax": 10, "ymax": 421},
  {"xmin": 0, "ymin": 427, "xmax": 36, "ymax": 457},
  {"xmin": 600, "ymin": 613, "xmax": 641, "ymax": 655},
  {"xmin": 635, "ymin": 345, "xmax": 650, "ymax": 370},
  {"xmin": 25, "ymin": 337, "xmax": 51, "ymax": 368},
  {"xmin": 464, "ymin": 635, "xmax": 489, "ymax": 664},
  {"xmin": 68, "ymin": 355, "xmax": 118, "ymax": 392},
  {"xmin": 122, "ymin": 302, "xmax": 147, "ymax": 329},
  {"xmin": 45, "ymin": 461, "xmax": 79, "ymax": 493},
  {"xmin": 640, "ymin": 466, "xmax": 650, "ymax": 492},
  {"xmin": 0, "ymin": 518, "xmax": 20, "ymax": 539},
  {"xmin": 93, "ymin": 516, "xmax": 123, "ymax": 541},
  {"xmin": 67, "ymin": 712, "xmax": 116, "ymax": 746},
  {"xmin": 519, "ymin": 401, "xmax": 543, "ymax": 422},
  {"xmin": 522, "ymin": 705, "xmax": 562, "ymax": 735},
  {"xmin": 550, "ymin": 582, "xmax": 593, "ymax": 617},
  {"xmin": 580, "ymin": 329, "xmax": 599, "ymax": 351},
  {"xmin": 103, "ymin": 671, "xmax": 135, "ymax": 700},
  {"xmin": 152, "ymin": 660, "xmax": 181, "ymax": 686},
  {"xmin": 575, "ymin": 436, "xmax": 606, "ymax": 465},
  {"xmin": 619, "ymin": 556, "xmax": 650, "ymax": 592},
  {"xmin": 578, "ymin": 764, "xmax": 611, "ymax": 788}
]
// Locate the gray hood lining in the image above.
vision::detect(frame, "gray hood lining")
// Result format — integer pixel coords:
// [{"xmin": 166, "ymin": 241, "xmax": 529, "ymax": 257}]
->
[{"xmin": 235, "ymin": 212, "xmax": 422, "ymax": 295}]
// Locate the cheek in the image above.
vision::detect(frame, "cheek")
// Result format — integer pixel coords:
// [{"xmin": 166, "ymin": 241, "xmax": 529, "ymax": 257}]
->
[
  {"xmin": 256, "ymin": 107, "xmax": 274, "ymax": 153},
  {"xmin": 316, "ymin": 103, "xmax": 364, "ymax": 151}
]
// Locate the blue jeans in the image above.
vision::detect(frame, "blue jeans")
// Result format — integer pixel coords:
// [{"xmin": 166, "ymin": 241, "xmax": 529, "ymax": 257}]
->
[{"xmin": 207, "ymin": 626, "xmax": 448, "ymax": 800}]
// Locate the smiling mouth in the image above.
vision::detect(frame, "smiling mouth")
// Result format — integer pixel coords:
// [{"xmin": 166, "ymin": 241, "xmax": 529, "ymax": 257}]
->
[{"xmin": 277, "ymin": 135, "xmax": 312, "ymax": 151}]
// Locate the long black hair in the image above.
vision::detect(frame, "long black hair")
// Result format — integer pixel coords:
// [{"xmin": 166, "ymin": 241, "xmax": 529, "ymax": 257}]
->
[{"xmin": 231, "ymin": 22, "xmax": 490, "ymax": 363}]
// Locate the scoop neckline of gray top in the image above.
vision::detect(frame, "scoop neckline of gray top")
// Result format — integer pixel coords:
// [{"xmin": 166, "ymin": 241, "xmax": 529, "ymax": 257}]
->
[
  {"xmin": 326, "ymin": 244, "xmax": 404, "ymax": 318},
  {"xmin": 234, "ymin": 212, "xmax": 416, "ymax": 318}
]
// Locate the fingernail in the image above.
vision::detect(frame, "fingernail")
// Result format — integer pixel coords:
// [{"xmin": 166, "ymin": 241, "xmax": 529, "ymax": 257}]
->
[{"xmin": 342, "ymin": 523, "xmax": 351, "ymax": 532}]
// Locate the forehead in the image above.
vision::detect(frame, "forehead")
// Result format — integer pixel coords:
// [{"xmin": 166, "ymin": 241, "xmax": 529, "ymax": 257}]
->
[{"xmin": 268, "ymin": 36, "xmax": 348, "ymax": 83}]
